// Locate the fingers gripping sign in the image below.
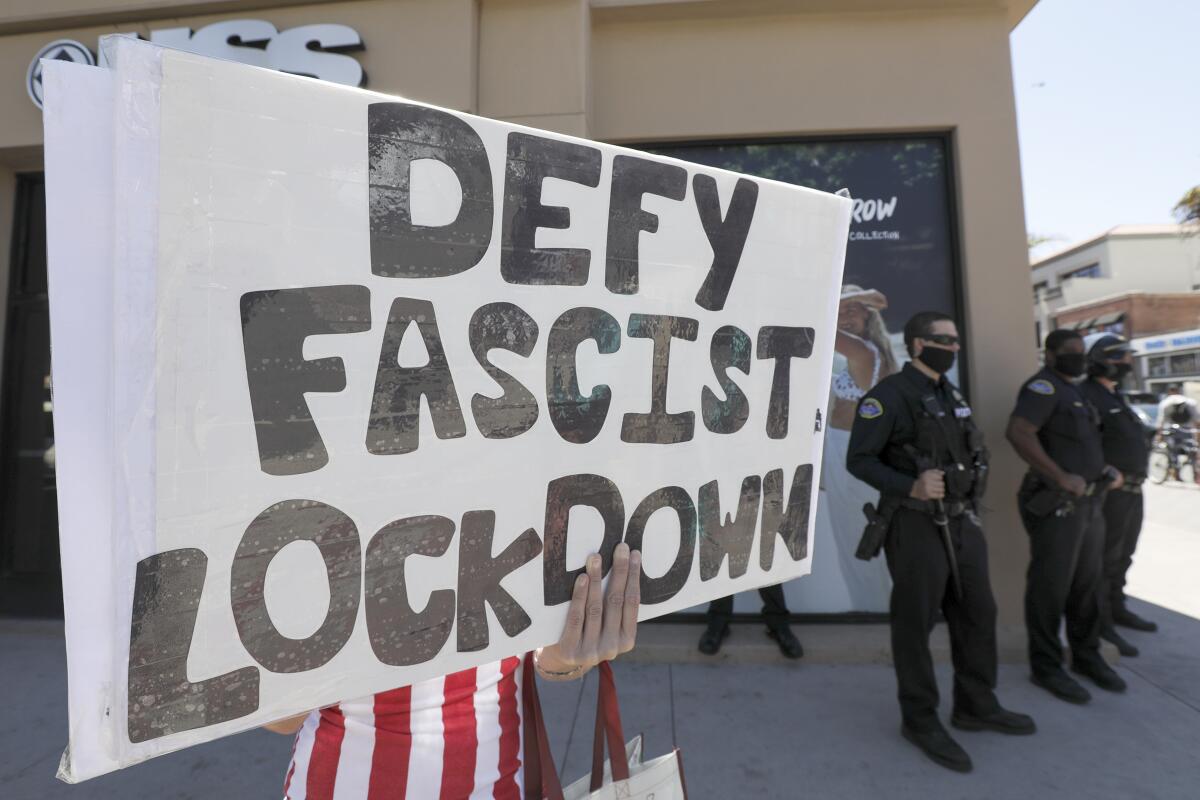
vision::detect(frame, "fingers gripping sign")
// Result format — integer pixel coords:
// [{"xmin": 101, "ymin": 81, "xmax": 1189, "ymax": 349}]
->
[{"xmin": 534, "ymin": 543, "xmax": 642, "ymax": 680}]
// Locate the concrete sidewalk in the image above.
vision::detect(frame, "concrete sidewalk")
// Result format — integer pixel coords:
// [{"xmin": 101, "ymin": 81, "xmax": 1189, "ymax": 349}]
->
[{"xmin": 3, "ymin": 594, "xmax": 1198, "ymax": 799}]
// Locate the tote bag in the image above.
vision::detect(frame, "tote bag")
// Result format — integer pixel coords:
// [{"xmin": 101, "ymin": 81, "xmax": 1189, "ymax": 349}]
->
[{"xmin": 523, "ymin": 657, "xmax": 687, "ymax": 800}]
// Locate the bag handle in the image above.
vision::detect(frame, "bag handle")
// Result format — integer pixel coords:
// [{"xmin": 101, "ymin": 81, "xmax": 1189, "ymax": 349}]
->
[
  {"xmin": 522, "ymin": 653, "xmax": 565, "ymax": 800},
  {"xmin": 589, "ymin": 661, "xmax": 632, "ymax": 791}
]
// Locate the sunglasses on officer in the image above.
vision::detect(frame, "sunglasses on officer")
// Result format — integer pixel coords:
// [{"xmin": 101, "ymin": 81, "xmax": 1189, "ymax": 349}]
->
[{"xmin": 920, "ymin": 333, "xmax": 961, "ymax": 347}]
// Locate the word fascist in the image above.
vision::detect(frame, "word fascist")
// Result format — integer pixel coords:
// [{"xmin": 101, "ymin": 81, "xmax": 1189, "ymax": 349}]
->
[{"xmin": 241, "ymin": 291, "xmax": 815, "ymax": 475}]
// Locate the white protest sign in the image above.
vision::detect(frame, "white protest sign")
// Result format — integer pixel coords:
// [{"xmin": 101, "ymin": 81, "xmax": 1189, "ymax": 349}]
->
[{"xmin": 44, "ymin": 37, "xmax": 850, "ymax": 781}]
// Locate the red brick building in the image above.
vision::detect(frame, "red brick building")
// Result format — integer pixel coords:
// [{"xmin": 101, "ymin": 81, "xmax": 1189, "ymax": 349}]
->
[{"xmin": 1054, "ymin": 292, "xmax": 1200, "ymax": 339}]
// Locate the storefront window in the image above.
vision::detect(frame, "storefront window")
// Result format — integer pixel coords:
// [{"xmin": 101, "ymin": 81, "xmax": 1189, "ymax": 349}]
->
[
  {"xmin": 1064, "ymin": 263, "xmax": 1101, "ymax": 280},
  {"xmin": 1148, "ymin": 356, "xmax": 1170, "ymax": 377},
  {"xmin": 646, "ymin": 136, "xmax": 961, "ymax": 614},
  {"xmin": 1169, "ymin": 352, "xmax": 1199, "ymax": 376}
]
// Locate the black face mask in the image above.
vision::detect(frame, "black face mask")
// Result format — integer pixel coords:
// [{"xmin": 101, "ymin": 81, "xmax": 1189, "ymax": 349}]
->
[
  {"xmin": 1055, "ymin": 352, "xmax": 1087, "ymax": 377},
  {"xmin": 917, "ymin": 345, "xmax": 956, "ymax": 375},
  {"xmin": 1113, "ymin": 362, "xmax": 1133, "ymax": 380}
]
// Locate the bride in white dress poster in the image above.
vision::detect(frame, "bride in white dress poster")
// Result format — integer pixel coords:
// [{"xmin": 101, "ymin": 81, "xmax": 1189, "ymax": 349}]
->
[{"xmin": 788, "ymin": 284, "xmax": 899, "ymax": 612}]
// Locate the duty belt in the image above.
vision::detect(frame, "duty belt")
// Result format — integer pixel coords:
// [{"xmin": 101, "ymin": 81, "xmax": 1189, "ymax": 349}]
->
[
  {"xmin": 1119, "ymin": 472, "xmax": 1145, "ymax": 494},
  {"xmin": 896, "ymin": 497, "xmax": 971, "ymax": 517},
  {"xmin": 1022, "ymin": 473, "xmax": 1103, "ymax": 499}
]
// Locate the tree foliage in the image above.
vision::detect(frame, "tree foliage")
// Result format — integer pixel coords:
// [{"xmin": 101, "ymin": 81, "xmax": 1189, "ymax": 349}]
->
[
  {"xmin": 1174, "ymin": 186, "xmax": 1200, "ymax": 225},
  {"xmin": 1027, "ymin": 232, "xmax": 1058, "ymax": 249}
]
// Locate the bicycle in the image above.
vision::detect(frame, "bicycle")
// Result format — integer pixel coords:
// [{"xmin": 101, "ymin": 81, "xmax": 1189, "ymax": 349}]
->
[{"xmin": 1147, "ymin": 425, "xmax": 1199, "ymax": 484}]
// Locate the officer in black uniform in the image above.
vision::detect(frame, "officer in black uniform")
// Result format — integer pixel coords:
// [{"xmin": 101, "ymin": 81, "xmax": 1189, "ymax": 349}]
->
[
  {"xmin": 1079, "ymin": 333, "xmax": 1156, "ymax": 655},
  {"xmin": 1006, "ymin": 329, "xmax": 1126, "ymax": 705},
  {"xmin": 848, "ymin": 311, "xmax": 1034, "ymax": 774}
]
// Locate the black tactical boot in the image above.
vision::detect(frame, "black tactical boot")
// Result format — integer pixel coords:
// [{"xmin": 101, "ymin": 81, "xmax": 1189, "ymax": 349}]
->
[
  {"xmin": 1112, "ymin": 607, "xmax": 1158, "ymax": 632},
  {"xmin": 1072, "ymin": 658, "xmax": 1128, "ymax": 693},
  {"xmin": 901, "ymin": 723, "xmax": 973, "ymax": 773},
  {"xmin": 1031, "ymin": 670, "xmax": 1092, "ymax": 704},
  {"xmin": 767, "ymin": 625, "xmax": 804, "ymax": 659},
  {"xmin": 697, "ymin": 623, "xmax": 730, "ymax": 655},
  {"xmin": 1100, "ymin": 626, "xmax": 1139, "ymax": 657}
]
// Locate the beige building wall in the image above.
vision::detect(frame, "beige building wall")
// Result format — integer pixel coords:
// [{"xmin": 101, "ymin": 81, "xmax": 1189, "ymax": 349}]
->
[
  {"xmin": 1032, "ymin": 227, "xmax": 1200, "ymax": 337},
  {"xmin": 0, "ymin": 0, "xmax": 1037, "ymax": 629}
]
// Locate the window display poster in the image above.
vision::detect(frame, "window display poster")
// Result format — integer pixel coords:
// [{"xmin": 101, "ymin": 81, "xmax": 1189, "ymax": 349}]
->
[{"xmin": 651, "ymin": 138, "xmax": 959, "ymax": 613}]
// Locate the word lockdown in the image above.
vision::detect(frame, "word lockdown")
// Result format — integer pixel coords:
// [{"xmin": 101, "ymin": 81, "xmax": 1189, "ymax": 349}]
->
[
  {"xmin": 128, "ymin": 466, "xmax": 812, "ymax": 743},
  {"xmin": 127, "ymin": 101, "xmax": 821, "ymax": 744}
]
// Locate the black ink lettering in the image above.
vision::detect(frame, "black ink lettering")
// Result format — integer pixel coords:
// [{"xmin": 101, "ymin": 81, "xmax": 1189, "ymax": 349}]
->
[
  {"xmin": 605, "ymin": 156, "xmax": 687, "ymax": 294},
  {"xmin": 621, "ymin": 314, "xmax": 698, "ymax": 444},
  {"xmin": 364, "ymin": 515, "xmax": 456, "ymax": 666},
  {"xmin": 128, "ymin": 549, "xmax": 259, "ymax": 743},
  {"xmin": 469, "ymin": 302, "xmax": 540, "ymax": 439},
  {"xmin": 543, "ymin": 474, "xmax": 625, "ymax": 604},
  {"xmin": 231, "ymin": 500, "xmax": 362, "ymax": 673},
  {"xmin": 501, "ymin": 133, "xmax": 602, "ymax": 286},
  {"xmin": 456, "ymin": 511, "xmax": 543, "ymax": 652},
  {"xmin": 240, "ymin": 285, "xmax": 371, "ymax": 476},
  {"xmin": 367, "ymin": 297, "xmax": 467, "ymax": 454},
  {"xmin": 546, "ymin": 307, "xmax": 621, "ymax": 444},
  {"xmin": 624, "ymin": 486, "xmax": 696, "ymax": 605},
  {"xmin": 692, "ymin": 174, "xmax": 758, "ymax": 311},
  {"xmin": 756, "ymin": 326, "xmax": 815, "ymax": 439},
  {"xmin": 701, "ymin": 324, "xmax": 752, "ymax": 435},
  {"xmin": 759, "ymin": 465, "xmax": 813, "ymax": 570},
  {"xmin": 697, "ymin": 476, "xmax": 761, "ymax": 581},
  {"xmin": 368, "ymin": 102, "xmax": 493, "ymax": 278}
]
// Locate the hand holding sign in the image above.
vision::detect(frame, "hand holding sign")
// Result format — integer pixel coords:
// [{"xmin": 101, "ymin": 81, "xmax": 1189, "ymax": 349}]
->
[{"xmin": 536, "ymin": 543, "xmax": 642, "ymax": 679}]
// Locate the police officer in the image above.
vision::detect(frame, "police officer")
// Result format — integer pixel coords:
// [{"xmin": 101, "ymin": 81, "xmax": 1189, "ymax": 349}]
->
[
  {"xmin": 848, "ymin": 311, "xmax": 1034, "ymax": 774},
  {"xmin": 1080, "ymin": 333, "xmax": 1156, "ymax": 654},
  {"xmin": 1006, "ymin": 329, "xmax": 1126, "ymax": 704}
]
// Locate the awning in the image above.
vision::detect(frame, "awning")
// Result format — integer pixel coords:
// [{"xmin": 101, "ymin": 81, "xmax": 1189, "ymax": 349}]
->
[
  {"xmin": 1064, "ymin": 318, "xmax": 1094, "ymax": 330},
  {"xmin": 1092, "ymin": 311, "xmax": 1125, "ymax": 327}
]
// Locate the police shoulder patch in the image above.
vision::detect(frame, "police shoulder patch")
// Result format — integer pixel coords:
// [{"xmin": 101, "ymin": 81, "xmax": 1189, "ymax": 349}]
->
[
  {"xmin": 859, "ymin": 398, "xmax": 884, "ymax": 419},
  {"xmin": 1028, "ymin": 379, "xmax": 1055, "ymax": 396}
]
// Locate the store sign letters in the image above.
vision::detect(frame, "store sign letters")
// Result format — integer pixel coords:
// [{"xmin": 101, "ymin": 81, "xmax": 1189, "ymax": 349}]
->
[{"xmin": 28, "ymin": 19, "xmax": 363, "ymax": 108}]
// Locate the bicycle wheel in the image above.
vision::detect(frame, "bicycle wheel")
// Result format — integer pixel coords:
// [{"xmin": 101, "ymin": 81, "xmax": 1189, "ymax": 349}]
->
[{"xmin": 1147, "ymin": 450, "xmax": 1170, "ymax": 484}]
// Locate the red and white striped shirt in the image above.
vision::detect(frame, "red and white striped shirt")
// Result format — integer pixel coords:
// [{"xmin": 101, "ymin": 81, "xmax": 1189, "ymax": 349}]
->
[{"xmin": 283, "ymin": 656, "xmax": 525, "ymax": 800}]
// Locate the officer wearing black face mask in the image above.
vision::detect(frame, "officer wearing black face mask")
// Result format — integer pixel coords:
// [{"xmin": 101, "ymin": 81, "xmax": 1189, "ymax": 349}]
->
[
  {"xmin": 1079, "ymin": 334, "xmax": 1156, "ymax": 656},
  {"xmin": 848, "ymin": 311, "xmax": 1035, "ymax": 774},
  {"xmin": 1005, "ymin": 329, "xmax": 1126, "ymax": 705}
]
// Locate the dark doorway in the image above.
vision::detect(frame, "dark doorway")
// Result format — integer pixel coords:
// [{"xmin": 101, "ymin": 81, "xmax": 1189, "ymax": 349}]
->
[{"xmin": 1, "ymin": 173, "xmax": 60, "ymax": 617}]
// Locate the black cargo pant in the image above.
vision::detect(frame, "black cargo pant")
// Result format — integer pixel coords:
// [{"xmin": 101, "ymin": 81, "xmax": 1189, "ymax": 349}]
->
[
  {"xmin": 1019, "ymin": 485, "xmax": 1105, "ymax": 678},
  {"xmin": 884, "ymin": 507, "xmax": 999, "ymax": 731},
  {"xmin": 705, "ymin": 585, "xmax": 789, "ymax": 630},
  {"xmin": 1100, "ymin": 485, "xmax": 1144, "ymax": 621}
]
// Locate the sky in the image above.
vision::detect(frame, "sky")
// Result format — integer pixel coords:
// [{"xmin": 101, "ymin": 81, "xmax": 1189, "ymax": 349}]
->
[{"xmin": 1011, "ymin": 0, "xmax": 1200, "ymax": 259}]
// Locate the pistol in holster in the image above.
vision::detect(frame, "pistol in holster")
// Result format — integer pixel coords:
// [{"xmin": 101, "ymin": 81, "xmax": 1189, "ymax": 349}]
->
[
  {"xmin": 856, "ymin": 497, "xmax": 898, "ymax": 560},
  {"xmin": 1023, "ymin": 481, "xmax": 1074, "ymax": 519}
]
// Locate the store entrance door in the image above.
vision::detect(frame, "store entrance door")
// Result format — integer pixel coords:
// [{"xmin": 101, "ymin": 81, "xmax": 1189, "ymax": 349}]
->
[{"xmin": 0, "ymin": 173, "xmax": 61, "ymax": 617}]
